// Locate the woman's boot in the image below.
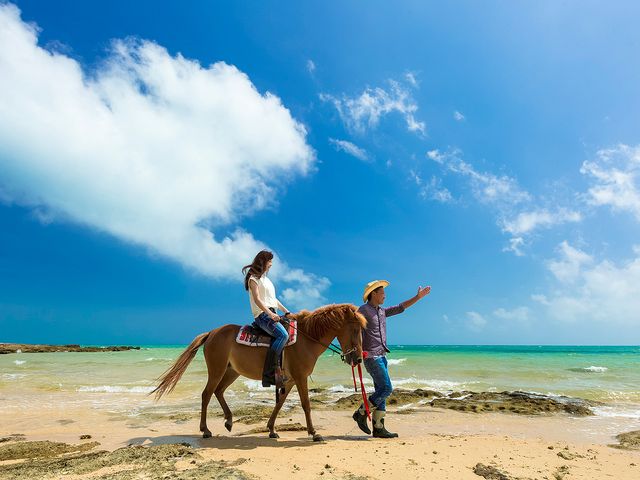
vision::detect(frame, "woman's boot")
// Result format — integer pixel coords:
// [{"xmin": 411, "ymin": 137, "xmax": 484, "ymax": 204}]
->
[{"xmin": 262, "ymin": 349, "xmax": 276, "ymax": 387}]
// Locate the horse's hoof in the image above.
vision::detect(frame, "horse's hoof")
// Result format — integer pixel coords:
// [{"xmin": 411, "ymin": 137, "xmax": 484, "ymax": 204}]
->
[
  {"xmin": 224, "ymin": 421, "xmax": 232, "ymax": 432},
  {"xmin": 269, "ymin": 432, "xmax": 279, "ymax": 439},
  {"xmin": 313, "ymin": 434, "xmax": 324, "ymax": 442},
  {"xmin": 202, "ymin": 431, "xmax": 212, "ymax": 439}
]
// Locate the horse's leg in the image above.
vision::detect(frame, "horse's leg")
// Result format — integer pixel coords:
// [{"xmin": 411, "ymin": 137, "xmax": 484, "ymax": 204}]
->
[
  {"xmin": 214, "ymin": 367, "xmax": 240, "ymax": 432},
  {"xmin": 200, "ymin": 375, "xmax": 221, "ymax": 438},
  {"xmin": 200, "ymin": 342, "xmax": 232, "ymax": 438},
  {"xmin": 266, "ymin": 379, "xmax": 295, "ymax": 439},
  {"xmin": 296, "ymin": 376, "xmax": 323, "ymax": 442}
]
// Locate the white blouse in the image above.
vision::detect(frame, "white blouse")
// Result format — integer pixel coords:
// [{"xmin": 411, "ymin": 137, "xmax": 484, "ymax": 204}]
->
[{"xmin": 248, "ymin": 274, "xmax": 278, "ymax": 318}]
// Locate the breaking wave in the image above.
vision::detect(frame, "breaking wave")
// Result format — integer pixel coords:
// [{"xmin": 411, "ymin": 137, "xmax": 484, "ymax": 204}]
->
[
  {"xmin": 387, "ymin": 358, "xmax": 407, "ymax": 366},
  {"xmin": 569, "ymin": 366, "xmax": 608, "ymax": 373}
]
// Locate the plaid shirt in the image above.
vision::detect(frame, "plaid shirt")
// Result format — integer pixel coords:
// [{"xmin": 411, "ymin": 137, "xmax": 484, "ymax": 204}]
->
[{"xmin": 358, "ymin": 302, "xmax": 405, "ymax": 357}]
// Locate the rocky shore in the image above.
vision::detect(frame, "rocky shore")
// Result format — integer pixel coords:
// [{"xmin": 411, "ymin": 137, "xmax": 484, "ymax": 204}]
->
[
  {"xmin": 0, "ymin": 343, "xmax": 140, "ymax": 354},
  {"xmin": 122, "ymin": 388, "xmax": 601, "ymax": 428},
  {"xmin": 0, "ymin": 441, "xmax": 251, "ymax": 480},
  {"xmin": 324, "ymin": 388, "xmax": 597, "ymax": 417}
]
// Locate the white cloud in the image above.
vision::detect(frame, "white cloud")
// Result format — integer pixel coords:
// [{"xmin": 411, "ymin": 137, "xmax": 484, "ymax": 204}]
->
[
  {"xmin": 414, "ymin": 174, "xmax": 453, "ymax": 203},
  {"xmin": 0, "ymin": 3, "xmax": 325, "ymax": 307},
  {"xmin": 404, "ymin": 72, "xmax": 418, "ymax": 87},
  {"xmin": 581, "ymin": 144, "xmax": 640, "ymax": 221},
  {"xmin": 306, "ymin": 59, "xmax": 316, "ymax": 74},
  {"xmin": 540, "ymin": 242, "xmax": 640, "ymax": 325},
  {"xmin": 546, "ymin": 241, "xmax": 593, "ymax": 283},
  {"xmin": 426, "ymin": 149, "xmax": 530, "ymax": 206},
  {"xmin": 280, "ymin": 268, "xmax": 331, "ymax": 308},
  {"xmin": 503, "ymin": 237, "xmax": 525, "ymax": 256},
  {"xmin": 320, "ymin": 79, "xmax": 425, "ymax": 135},
  {"xmin": 466, "ymin": 311, "xmax": 487, "ymax": 331},
  {"xmin": 501, "ymin": 208, "xmax": 582, "ymax": 236},
  {"xmin": 329, "ymin": 138, "xmax": 369, "ymax": 162},
  {"xmin": 530, "ymin": 294, "xmax": 550, "ymax": 306},
  {"xmin": 493, "ymin": 306, "xmax": 530, "ymax": 322},
  {"xmin": 427, "ymin": 149, "xmax": 585, "ymax": 255},
  {"xmin": 453, "ymin": 110, "xmax": 465, "ymax": 121}
]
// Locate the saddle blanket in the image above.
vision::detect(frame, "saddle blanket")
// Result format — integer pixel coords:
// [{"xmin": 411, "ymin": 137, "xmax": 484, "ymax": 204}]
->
[{"xmin": 236, "ymin": 319, "xmax": 298, "ymax": 348}]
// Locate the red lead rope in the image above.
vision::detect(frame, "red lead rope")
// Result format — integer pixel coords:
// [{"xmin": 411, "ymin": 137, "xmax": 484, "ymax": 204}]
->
[
  {"xmin": 351, "ymin": 351, "xmax": 371, "ymax": 420},
  {"xmin": 357, "ymin": 363, "xmax": 371, "ymax": 420}
]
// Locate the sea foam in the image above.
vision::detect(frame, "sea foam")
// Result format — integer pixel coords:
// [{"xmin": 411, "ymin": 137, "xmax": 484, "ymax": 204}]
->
[
  {"xmin": 570, "ymin": 366, "xmax": 608, "ymax": 373},
  {"xmin": 392, "ymin": 378, "xmax": 466, "ymax": 391},
  {"xmin": 77, "ymin": 385, "xmax": 155, "ymax": 394},
  {"xmin": 14, "ymin": 360, "xmax": 26, "ymax": 365},
  {"xmin": 387, "ymin": 358, "xmax": 407, "ymax": 366},
  {"xmin": 593, "ymin": 405, "xmax": 640, "ymax": 419}
]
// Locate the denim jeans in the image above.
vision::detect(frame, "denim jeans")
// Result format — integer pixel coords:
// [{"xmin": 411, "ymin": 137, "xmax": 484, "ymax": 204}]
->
[
  {"xmin": 254, "ymin": 312, "xmax": 289, "ymax": 355},
  {"xmin": 364, "ymin": 355, "xmax": 392, "ymax": 411}
]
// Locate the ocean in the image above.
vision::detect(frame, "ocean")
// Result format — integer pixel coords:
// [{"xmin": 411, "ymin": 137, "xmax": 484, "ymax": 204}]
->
[{"xmin": 2, "ymin": 345, "xmax": 640, "ymax": 422}]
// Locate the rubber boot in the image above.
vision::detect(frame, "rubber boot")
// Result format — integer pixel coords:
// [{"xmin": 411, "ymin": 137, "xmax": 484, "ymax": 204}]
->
[
  {"xmin": 372, "ymin": 410, "xmax": 398, "ymax": 438},
  {"xmin": 352, "ymin": 403, "xmax": 371, "ymax": 434},
  {"xmin": 262, "ymin": 349, "xmax": 276, "ymax": 387}
]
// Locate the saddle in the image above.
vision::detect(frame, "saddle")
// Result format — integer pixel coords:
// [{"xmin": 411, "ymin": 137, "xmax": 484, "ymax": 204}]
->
[{"xmin": 235, "ymin": 318, "xmax": 298, "ymax": 348}]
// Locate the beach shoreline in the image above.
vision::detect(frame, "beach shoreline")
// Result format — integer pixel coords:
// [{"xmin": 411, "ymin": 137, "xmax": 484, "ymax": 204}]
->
[
  {"xmin": 2, "ymin": 345, "xmax": 639, "ymax": 477},
  {"xmin": 2, "ymin": 403, "xmax": 639, "ymax": 479}
]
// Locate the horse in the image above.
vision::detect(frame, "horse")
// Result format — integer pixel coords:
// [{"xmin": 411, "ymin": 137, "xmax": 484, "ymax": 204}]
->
[{"xmin": 152, "ymin": 303, "xmax": 366, "ymax": 442}]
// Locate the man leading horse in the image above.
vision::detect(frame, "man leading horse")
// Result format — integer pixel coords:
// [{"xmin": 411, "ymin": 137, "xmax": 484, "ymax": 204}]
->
[{"xmin": 352, "ymin": 280, "xmax": 431, "ymax": 438}]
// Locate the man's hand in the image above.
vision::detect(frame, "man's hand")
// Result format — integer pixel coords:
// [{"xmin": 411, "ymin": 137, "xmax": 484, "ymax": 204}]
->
[
  {"xmin": 400, "ymin": 285, "xmax": 432, "ymax": 310},
  {"xmin": 417, "ymin": 285, "xmax": 431, "ymax": 299}
]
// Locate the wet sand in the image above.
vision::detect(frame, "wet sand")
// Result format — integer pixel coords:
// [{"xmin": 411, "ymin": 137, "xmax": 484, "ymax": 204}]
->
[{"xmin": 1, "ymin": 394, "xmax": 639, "ymax": 479}]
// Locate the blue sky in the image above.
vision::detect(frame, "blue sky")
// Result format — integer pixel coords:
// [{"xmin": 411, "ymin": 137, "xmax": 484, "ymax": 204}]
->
[{"xmin": 1, "ymin": 1, "xmax": 640, "ymax": 345}]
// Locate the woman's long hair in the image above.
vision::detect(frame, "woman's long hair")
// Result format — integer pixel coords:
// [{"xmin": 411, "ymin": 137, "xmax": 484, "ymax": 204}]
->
[{"xmin": 242, "ymin": 250, "xmax": 274, "ymax": 291}]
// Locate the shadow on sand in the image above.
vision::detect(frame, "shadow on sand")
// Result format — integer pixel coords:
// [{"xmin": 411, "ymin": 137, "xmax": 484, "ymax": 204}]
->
[{"xmin": 126, "ymin": 432, "xmax": 373, "ymax": 450}]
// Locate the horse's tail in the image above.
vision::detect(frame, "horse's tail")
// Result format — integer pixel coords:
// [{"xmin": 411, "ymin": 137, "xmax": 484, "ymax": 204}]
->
[{"xmin": 151, "ymin": 332, "xmax": 210, "ymax": 400}]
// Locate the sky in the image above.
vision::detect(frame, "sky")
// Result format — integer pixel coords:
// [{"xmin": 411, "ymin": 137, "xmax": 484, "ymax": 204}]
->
[{"xmin": 1, "ymin": 1, "xmax": 640, "ymax": 345}]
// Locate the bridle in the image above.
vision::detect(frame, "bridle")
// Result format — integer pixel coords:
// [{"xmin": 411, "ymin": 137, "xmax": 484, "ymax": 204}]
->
[{"xmin": 284, "ymin": 315, "xmax": 361, "ymax": 364}]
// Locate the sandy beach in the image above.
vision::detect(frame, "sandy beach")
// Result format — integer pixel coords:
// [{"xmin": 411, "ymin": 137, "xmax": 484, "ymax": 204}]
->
[{"xmin": 2, "ymin": 389, "xmax": 639, "ymax": 479}]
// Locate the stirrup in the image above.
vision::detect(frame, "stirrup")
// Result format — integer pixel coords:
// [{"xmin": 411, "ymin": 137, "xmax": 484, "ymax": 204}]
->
[{"xmin": 275, "ymin": 367, "xmax": 288, "ymax": 390}]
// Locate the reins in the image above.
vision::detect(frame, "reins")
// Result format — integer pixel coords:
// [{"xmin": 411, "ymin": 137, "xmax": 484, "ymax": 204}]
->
[{"xmin": 285, "ymin": 317, "xmax": 351, "ymax": 361}]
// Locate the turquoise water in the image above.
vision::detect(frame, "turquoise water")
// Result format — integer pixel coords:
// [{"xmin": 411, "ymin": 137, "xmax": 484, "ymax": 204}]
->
[{"xmin": 1, "ymin": 345, "xmax": 639, "ymax": 418}]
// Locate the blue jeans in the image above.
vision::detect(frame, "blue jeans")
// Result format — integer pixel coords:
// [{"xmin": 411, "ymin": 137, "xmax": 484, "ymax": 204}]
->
[
  {"xmin": 254, "ymin": 312, "xmax": 289, "ymax": 356},
  {"xmin": 364, "ymin": 355, "xmax": 393, "ymax": 411}
]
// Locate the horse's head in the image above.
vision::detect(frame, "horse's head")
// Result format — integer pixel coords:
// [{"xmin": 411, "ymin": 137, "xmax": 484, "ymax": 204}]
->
[{"xmin": 336, "ymin": 305, "xmax": 366, "ymax": 367}]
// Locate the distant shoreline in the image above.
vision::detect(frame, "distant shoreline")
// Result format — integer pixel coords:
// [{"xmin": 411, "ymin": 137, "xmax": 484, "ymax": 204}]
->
[{"xmin": 0, "ymin": 343, "xmax": 140, "ymax": 354}]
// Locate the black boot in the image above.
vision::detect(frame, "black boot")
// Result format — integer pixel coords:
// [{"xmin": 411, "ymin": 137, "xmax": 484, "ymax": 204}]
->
[
  {"xmin": 372, "ymin": 410, "xmax": 398, "ymax": 438},
  {"xmin": 262, "ymin": 349, "xmax": 276, "ymax": 387},
  {"xmin": 352, "ymin": 403, "xmax": 371, "ymax": 434}
]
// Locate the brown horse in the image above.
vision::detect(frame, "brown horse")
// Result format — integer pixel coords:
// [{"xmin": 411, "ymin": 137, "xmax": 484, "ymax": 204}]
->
[{"xmin": 152, "ymin": 303, "xmax": 366, "ymax": 442}]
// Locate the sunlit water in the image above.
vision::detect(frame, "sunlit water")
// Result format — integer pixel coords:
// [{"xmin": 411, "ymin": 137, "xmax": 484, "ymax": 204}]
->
[{"xmin": 1, "ymin": 345, "xmax": 639, "ymax": 421}]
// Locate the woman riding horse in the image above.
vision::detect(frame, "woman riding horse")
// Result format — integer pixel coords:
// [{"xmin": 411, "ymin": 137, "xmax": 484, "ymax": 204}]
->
[
  {"xmin": 242, "ymin": 250, "xmax": 290, "ymax": 388},
  {"xmin": 152, "ymin": 303, "xmax": 365, "ymax": 441}
]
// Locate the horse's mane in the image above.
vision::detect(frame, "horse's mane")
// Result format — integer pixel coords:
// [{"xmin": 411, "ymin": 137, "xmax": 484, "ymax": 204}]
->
[{"xmin": 292, "ymin": 303, "xmax": 366, "ymax": 339}]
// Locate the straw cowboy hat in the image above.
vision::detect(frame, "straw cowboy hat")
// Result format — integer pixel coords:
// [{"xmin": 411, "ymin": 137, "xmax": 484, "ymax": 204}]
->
[{"xmin": 362, "ymin": 280, "xmax": 390, "ymax": 303}]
